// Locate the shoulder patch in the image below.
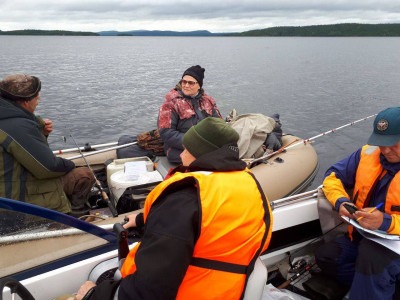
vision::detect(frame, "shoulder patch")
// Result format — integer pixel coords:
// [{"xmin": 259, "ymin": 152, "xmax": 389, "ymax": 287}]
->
[{"xmin": 364, "ymin": 146, "xmax": 379, "ymax": 155}]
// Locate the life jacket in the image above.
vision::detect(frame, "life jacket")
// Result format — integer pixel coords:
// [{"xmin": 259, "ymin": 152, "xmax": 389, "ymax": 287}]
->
[
  {"xmin": 349, "ymin": 145, "xmax": 400, "ymax": 237},
  {"xmin": 121, "ymin": 169, "xmax": 272, "ymax": 300}
]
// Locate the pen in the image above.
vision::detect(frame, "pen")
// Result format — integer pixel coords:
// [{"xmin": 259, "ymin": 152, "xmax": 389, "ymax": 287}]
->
[{"xmin": 356, "ymin": 202, "xmax": 384, "ymax": 222}]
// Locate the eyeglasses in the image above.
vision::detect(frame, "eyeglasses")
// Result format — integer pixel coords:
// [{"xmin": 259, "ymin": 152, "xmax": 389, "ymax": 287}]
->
[{"xmin": 181, "ymin": 79, "xmax": 198, "ymax": 87}]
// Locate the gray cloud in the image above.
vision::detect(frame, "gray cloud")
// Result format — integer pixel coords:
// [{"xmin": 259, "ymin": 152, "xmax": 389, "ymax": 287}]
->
[{"xmin": 1, "ymin": 0, "xmax": 400, "ymax": 32}]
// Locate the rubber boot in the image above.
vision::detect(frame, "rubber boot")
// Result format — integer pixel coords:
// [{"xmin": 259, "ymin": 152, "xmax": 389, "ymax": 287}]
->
[{"xmin": 68, "ymin": 195, "xmax": 91, "ymax": 218}]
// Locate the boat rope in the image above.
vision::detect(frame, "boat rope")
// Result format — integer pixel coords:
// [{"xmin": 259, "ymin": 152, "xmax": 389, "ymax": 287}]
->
[{"xmin": 250, "ymin": 113, "xmax": 377, "ymax": 166}]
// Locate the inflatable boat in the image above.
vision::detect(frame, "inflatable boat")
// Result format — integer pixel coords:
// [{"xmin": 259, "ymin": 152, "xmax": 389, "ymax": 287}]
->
[{"xmin": 59, "ymin": 134, "xmax": 318, "ymax": 202}]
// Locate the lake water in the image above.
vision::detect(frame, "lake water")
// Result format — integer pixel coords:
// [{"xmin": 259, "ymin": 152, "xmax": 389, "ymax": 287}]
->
[{"xmin": 1, "ymin": 36, "xmax": 399, "ymax": 189}]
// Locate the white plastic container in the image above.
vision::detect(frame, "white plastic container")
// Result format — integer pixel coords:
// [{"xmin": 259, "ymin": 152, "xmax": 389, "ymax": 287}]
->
[
  {"xmin": 106, "ymin": 156, "xmax": 153, "ymax": 186},
  {"xmin": 109, "ymin": 170, "xmax": 163, "ymax": 201}
]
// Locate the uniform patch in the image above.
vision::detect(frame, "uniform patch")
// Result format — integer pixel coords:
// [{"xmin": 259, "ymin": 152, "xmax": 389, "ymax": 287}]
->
[
  {"xmin": 364, "ymin": 146, "xmax": 378, "ymax": 155},
  {"xmin": 376, "ymin": 119, "xmax": 389, "ymax": 131}
]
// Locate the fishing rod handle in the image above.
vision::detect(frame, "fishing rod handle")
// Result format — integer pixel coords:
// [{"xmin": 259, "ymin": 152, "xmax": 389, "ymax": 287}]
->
[
  {"xmin": 277, "ymin": 279, "xmax": 291, "ymax": 289},
  {"xmin": 101, "ymin": 191, "xmax": 118, "ymax": 217},
  {"xmin": 94, "ymin": 179, "xmax": 118, "ymax": 217},
  {"xmin": 277, "ymin": 261, "xmax": 316, "ymax": 289}
]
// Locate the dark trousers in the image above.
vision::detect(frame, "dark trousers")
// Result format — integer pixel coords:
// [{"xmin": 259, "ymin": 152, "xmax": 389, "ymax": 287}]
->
[
  {"xmin": 117, "ymin": 135, "xmax": 161, "ymax": 159},
  {"xmin": 316, "ymin": 235, "xmax": 400, "ymax": 300},
  {"xmin": 62, "ymin": 167, "xmax": 95, "ymax": 216}
]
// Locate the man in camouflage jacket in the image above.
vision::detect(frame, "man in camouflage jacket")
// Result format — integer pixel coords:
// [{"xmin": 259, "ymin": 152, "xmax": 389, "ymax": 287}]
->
[{"xmin": 0, "ymin": 74, "xmax": 94, "ymax": 217}]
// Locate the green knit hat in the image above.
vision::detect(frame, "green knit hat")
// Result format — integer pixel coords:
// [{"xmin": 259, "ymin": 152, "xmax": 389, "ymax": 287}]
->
[{"xmin": 182, "ymin": 117, "xmax": 239, "ymax": 158}]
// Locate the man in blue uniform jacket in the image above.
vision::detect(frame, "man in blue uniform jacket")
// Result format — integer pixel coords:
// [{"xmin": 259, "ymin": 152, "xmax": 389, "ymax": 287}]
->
[{"xmin": 316, "ymin": 107, "xmax": 400, "ymax": 300}]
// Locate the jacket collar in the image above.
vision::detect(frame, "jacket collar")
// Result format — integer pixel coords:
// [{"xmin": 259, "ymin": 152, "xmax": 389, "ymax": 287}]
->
[{"xmin": 380, "ymin": 154, "xmax": 400, "ymax": 176}]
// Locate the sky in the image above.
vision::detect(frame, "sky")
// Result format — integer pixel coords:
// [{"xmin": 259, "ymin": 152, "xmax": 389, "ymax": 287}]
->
[{"xmin": 1, "ymin": 0, "xmax": 400, "ymax": 33}]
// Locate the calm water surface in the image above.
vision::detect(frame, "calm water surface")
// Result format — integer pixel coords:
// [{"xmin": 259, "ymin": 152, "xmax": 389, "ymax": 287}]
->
[{"xmin": 1, "ymin": 36, "xmax": 400, "ymax": 188}]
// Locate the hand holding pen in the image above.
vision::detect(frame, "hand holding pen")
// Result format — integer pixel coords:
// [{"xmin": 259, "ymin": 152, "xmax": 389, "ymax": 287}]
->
[{"xmin": 354, "ymin": 203, "xmax": 384, "ymax": 231}]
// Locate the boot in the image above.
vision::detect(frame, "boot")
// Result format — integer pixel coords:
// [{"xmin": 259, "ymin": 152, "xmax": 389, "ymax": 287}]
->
[{"xmin": 68, "ymin": 195, "xmax": 91, "ymax": 218}]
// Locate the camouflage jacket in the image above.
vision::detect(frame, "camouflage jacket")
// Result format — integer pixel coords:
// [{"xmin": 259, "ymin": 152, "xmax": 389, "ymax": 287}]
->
[
  {"xmin": 157, "ymin": 86, "xmax": 222, "ymax": 163},
  {"xmin": 0, "ymin": 97, "xmax": 74, "ymax": 213}
]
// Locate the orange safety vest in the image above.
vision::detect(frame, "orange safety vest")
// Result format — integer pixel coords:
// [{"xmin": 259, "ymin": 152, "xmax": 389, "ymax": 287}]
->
[
  {"xmin": 121, "ymin": 169, "xmax": 273, "ymax": 300},
  {"xmin": 349, "ymin": 145, "xmax": 400, "ymax": 237}
]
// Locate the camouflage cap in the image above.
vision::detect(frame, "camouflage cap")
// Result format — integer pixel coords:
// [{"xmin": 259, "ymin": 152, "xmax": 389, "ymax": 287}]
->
[{"xmin": 0, "ymin": 74, "xmax": 41, "ymax": 101}]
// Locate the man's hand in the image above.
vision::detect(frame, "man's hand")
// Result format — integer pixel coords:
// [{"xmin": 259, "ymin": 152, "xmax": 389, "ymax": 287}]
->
[
  {"xmin": 354, "ymin": 208, "xmax": 384, "ymax": 230},
  {"xmin": 43, "ymin": 118, "xmax": 53, "ymax": 136},
  {"xmin": 75, "ymin": 281, "xmax": 96, "ymax": 300},
  {"xmin": 339, "ymin": 202, "xmax": 357, "ymax": 219},
  {"xmin": 123, "ymin": 213, "xmax": 138, "ymax": 229}
]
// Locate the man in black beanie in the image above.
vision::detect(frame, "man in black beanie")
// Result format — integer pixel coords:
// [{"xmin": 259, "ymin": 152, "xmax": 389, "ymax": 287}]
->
[
  {"xmin": 0, "ymin": 74, "xmax": 94, "ymax": 218},
  {"xmin": 76, "ymin": 117, "xmax": 273, "ymax": 300},
  {"xmin": 117, "ymin": 65, "xmax": 222, "ymax": 164}
]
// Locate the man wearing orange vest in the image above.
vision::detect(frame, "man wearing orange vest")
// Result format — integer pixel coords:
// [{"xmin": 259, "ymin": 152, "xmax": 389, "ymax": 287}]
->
[
  {"xmin": 316, "ymin": 107, "xmax": 400, "ymax": 300},
  {"xmin": 76, "ymin": 117, "xmax": 272, "ymax": 300}
]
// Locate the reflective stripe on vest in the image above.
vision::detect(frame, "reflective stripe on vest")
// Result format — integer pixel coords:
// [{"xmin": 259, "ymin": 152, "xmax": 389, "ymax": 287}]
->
[{"xmin": 120, "ymin": 169, "xmax": 272, "ymax": 300}]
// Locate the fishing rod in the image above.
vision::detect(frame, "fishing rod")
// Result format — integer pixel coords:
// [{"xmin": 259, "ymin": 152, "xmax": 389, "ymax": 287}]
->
[
  {"xmin": 65, "ymin": 141, "xmax": 137, "ymax": 160},
  {"xmin": 250, "ymin": 113, "xmax": 377, "ymax": 166},
  {"xmin": 53, "ymin": 141, "xmax": 119, "ymax": 154},
  {"xmin": 277, "ymin": 261, "xmax": 316, "ymax": 289},
  {"xmin": 68, "ymin": 130, "xmax": 119, "ymax": 217},
  {"xmin": 264, "ymin": 219, "xmax": 345, "ymax": 277}
]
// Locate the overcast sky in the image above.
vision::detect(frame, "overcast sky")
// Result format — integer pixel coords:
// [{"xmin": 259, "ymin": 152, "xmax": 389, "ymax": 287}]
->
[{"xmin": 1, "ymin": 0, "xmax": 400, "ymax": 33}]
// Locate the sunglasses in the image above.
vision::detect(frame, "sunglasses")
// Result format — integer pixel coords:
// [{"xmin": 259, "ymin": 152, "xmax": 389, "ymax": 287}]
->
[{"xmin": 181, "ymin": 79, "xmax": 198, "ymax": 87}]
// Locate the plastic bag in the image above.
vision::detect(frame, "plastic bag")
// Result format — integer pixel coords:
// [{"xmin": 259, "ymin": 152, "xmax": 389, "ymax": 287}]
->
[{"xmin": 262, "ymin": 284, "xmax": 309, "ymax": 300}]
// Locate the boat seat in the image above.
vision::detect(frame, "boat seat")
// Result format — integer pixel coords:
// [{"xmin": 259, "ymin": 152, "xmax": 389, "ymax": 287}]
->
[
  {"xmin": 154, "ymin": 156, "xmax": 178, "ymax": 178},
  {"xmin": 89, "ymin": 224, "xmax": 267, "ymax": 299},
  {"xmin": 88, "ymin": 257, "xmax": 267, "ymax": 299},
  {"xmin": 243, "ymin": 258, "xmax": 268, "ymax": 300},
  {"xmin": 88, "ymin": 257, "xmax": 121, "ymax": 284},
  {"xmin": 317, "ymin": 188, "xmax": 348, "ymax": 241}
]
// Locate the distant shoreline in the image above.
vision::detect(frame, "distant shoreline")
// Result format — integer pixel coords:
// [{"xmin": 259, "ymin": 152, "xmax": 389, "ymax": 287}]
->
[
  {"xmin": 0, "ymin": 29, "xmax": 98, "ymax": 36},
  {"xmin": 1, "ymin": 23, "xmax": 400, "ymax": 37}
]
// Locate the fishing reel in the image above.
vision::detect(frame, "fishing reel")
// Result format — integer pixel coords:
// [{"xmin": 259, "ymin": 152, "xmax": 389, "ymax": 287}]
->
[
  {"xmin": 289, "ymin": 258, "xmax": 307, "ymax": 273},
  {"xmin": 88, "ymin": 186, "xmax": 112, "ymax": 208}
]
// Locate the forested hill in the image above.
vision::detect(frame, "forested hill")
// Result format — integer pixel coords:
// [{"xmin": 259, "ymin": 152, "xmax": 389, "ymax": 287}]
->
[
  {"xmin": 228, "ymin": 23, "xmax": 400, "ymax": 37},
  {"xmin": 2, "ymin": 24, "xmax": 400, "ymax": 37},
  {"xmin": 97, "ymin": 30, "xmax": 218, "ymax": 36},
  {"xmin": 0, "ymin": 30, "xmax": 99, "ymax": 36}
]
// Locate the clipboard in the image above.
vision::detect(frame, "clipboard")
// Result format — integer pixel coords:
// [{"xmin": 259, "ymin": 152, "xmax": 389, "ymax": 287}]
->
[
  {"xmin": 341, "ymin": 216, "xmax": 400, "ymax": 241},
  {"xmin": 342, "ymin": 216, "xmax": 400, "ymax": 254}
]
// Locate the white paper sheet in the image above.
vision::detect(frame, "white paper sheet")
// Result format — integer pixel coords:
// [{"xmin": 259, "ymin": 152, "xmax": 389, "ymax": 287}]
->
[
  {"xmin": 124, "ymin": 161, "xmax": 147, "ymax": 181},
  {"xmin": 342, "ymin": 216, "xmax": 400, "ymax": 255}
]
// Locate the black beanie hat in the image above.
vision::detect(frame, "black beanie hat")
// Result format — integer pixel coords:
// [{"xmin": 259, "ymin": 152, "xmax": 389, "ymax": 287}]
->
[
  {"xmin": 182, "ymin": 117, "xmax": 239, "ymax": 158},
  {"xmin": 0, "ymin": 74, "xmax": 41, "ymax": 102},
  {"xmin": 182, "ymin": 65, "xmax": 205, "ymax": 87}
]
